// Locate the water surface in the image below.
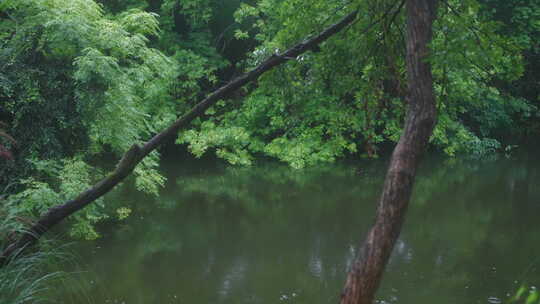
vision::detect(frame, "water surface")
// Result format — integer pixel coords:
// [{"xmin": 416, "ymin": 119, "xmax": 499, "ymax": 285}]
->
[{"xmin": 73, "ymin": 152, "xmax": 540, "ymax": 304}]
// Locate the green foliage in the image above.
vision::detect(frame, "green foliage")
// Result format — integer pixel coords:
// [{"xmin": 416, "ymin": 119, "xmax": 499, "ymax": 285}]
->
[
  {"xmin": 1, "ymin": 0, "xmax": 180, "ymax": 178},
  {"xmin": 510, "ymin": 285, "xmax": 540, "ymax": 304},
  {"xmin": 116, "ymin": 206, "xmax": 132, "ymax": 220},
  {"xmin": 7, "ymin": 158, "xmax": 107, "ymax": 240},
  {"xmin": 0, "ymin": 0, "xmax": 226, "ymax": 237},
  {"xmin": 478, "ymin": 0, "xmax": 540, "ymax": 135},
  {"xmin": 178, "ymin": 0, "xmax": 535, "ymax": 167},
  {"xmin": 134, "ymin": 151, "xmax": 166, "ymax": 195},
  {"xmin": 0, "ymin": 121, "xmax": 16, "ymax": 160},
  {"xmin": 178, "ymin": 120, "xmax": 254, "ymax": 165},
  {"xmin": 0, "ymin": 249, "xmax": 61, "ymax": 304},
  {"xmin": 117, "ymin": 9, "xmax": 160, "ymax": 36},
  {"xmin": 0, "ymin": 202, "xmax": 91, "ymax": 304}
]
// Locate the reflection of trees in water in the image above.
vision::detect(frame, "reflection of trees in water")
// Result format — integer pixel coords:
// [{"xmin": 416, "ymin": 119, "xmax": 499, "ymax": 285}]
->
[
  {"xmin": 218, "ymin": 256, "xmax": 249, "ymax": 299},
  {"xmin": 87, "ymin": 154, "xmax": 540, "ymax": 303},
  {"xmin": 377, "ymin": 154, "xmax": 540, "ymax": 304}
]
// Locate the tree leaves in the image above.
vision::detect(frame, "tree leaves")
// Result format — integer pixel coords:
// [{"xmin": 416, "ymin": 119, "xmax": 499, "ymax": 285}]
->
[{"xmin": 180, "ymin": 0, "xmax": 534, "ymax": 167}]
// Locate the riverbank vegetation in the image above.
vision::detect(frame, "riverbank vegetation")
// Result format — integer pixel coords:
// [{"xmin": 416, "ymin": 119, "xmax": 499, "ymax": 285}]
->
[
  {"xmin": 0, "ymin": 202, "xmax": 91, "ymax": 303},
  {"xmin": 1, "ymin": 0, "xmax": 539, "ymax": 302}
]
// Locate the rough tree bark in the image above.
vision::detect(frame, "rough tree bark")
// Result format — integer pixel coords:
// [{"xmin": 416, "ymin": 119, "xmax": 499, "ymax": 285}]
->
[
  {"xmin": 339, "ymin": 1, "xmax": 438, "ymax": 303},
  {"xmin": 0, "ymin": 10, "xmax": 361, "ymax": 267}
]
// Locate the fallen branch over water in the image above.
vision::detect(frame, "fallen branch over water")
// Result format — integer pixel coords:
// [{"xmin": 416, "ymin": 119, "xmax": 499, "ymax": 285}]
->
[{"xmin": 0, "ymin": 10, "xmax": 359, "ymax": 267}]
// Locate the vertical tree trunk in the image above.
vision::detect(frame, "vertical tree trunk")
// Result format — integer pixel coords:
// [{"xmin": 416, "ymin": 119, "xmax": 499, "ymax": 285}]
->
[{"xmin": 339, "ymin": 1, "xmax": 438, "ymax": 304}]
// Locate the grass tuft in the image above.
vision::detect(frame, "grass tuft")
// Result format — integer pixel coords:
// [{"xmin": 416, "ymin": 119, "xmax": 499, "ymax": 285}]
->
[{"xmin": 1, "ymin": 202, "xmax": 94, "ymax": 304}]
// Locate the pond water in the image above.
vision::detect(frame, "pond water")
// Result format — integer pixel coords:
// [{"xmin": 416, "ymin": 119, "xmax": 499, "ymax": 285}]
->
[{"xmin": 72, "ymin": 151, "xmax": 540, "ymax": 304}]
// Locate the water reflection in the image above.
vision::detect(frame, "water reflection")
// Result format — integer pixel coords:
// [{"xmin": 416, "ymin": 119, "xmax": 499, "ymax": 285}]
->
[
  {"xmin": 73, "ymin": 152, "xmax": 540, "ymax": 303},
  {"xmin": 218, "ymin": 257, "xmax": 248, "ymax": 298}
]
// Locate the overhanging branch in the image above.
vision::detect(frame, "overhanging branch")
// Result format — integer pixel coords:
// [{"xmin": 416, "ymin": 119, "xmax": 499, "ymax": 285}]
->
[{"xmin": 0, "ymin": 9, "xmax": 360, "ymax": 267}]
